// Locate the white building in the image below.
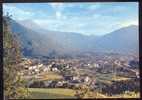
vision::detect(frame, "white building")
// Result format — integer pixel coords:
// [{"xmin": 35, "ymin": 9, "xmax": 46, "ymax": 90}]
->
[
  {"xmin": 136, "ymin": 72, "xmax": 139, "ymax": 78},
  {"xmin": 84, "ymin": 76, "xmax": 90, "ymax": 83},
  {"xmin": 29, "ymin": 66, "xmax": 33, "ymax": 70},
  {"xmin": 35, "ymin": 69, "xmax": 39, "ymax": 72},
  {"xmin": 73, "ymin": 76, "xmax": 79, "ymax": 80},
  {"xmin": 38, "ymin": 64, "xmax": 43, "ymax": 68},
  {"xmin": 32, "ymin": 66, "xmax": 37, "ymax": 69},
  {"xmin": 93, "ymin": 63, "xmax": 99, "ymax": 68},
  {"xmin": 52, "ymin": 67, "xmax": 59, "ymax": 72},
  {"xmin": 43, "ymin": 67, "xmax": 50, "ymax": 72}
]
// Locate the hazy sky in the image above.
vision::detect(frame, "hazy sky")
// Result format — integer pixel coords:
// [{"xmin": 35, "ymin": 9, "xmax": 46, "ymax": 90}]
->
[{"xmin": 3, "ymin": 2, "xmax": 138, "ymax": 36}]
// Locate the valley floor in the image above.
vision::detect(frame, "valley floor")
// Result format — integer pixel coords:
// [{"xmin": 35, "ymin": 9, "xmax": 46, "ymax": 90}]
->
[{"xmin": 19, "ymin": 53, "xmax": 140, "ymax": 99}]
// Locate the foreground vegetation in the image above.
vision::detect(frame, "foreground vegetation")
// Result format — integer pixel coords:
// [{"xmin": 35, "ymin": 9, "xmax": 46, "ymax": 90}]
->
[{"xmin": 3, "ymin": 15, "xmax": 28, "ymax": 99}]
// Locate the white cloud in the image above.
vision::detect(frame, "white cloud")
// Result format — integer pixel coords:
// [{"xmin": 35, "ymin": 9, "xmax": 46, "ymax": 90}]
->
[
  {"xmin": 55, "ymin": 11, "xmax": 62, "ymax": 19},
  {"xmin": 48, "ymin": 3, "xmax": 64, "ymax": 9},
  {"xmin": 3, "ymin": 4, "xmax": 34, "ymax": 20},
  {"xmin": 48, "ymin": 3, "xmax": 65, "ymax": 20},
  {"xmin": 88, "ymin": 4, "xmax": 101, "ymax": 11},
  {"xmin": 93, "ymin": 14, "xmax": 101, "ymax": 19},
  {"xmin": 120, "ymin": 19, "xmax": 138, "ymax": 27},
  {"xmin": 4, "ymin": 3, "xmax": 138, "ymax": 36},
  {"xmin": 48, "ymin": 3, "xmax": 76, "ymax": 10}
]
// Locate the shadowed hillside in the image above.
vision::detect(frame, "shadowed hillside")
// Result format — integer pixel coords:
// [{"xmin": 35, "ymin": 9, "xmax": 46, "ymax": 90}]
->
[{"xmin": 6, "ymin": 17, "xmax": 138, "ymax": 57}]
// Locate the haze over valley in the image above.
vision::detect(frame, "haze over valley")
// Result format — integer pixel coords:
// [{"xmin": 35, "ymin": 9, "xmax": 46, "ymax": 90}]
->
[
  {"xmin": 3, "ymin": 3, "xmax": 139, "ymax": 99},
  {"xmin": 7, "ymin": 18, "xmax": 139, "ymax": 58}
]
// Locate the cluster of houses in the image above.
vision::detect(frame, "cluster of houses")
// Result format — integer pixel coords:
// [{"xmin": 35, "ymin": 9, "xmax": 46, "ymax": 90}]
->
[
  {"xmin": 21, "ymin": 58, "xmax": 63, "ymax": 76},
  {"xmin": 21, "ymin": 54, "xmax": 139, "ymax": 90},
  {"xmin": 20, "ymin": 58, "xmax": 96, "ymax": 89},
  {"xmin": 28, "ymin": 74, "xmax": 96, "ymax": 89}
]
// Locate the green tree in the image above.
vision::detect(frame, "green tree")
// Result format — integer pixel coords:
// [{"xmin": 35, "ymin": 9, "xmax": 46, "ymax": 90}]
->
[
  {"xmin": 3, "ymin": 16, "xmax": 28, "ymax": 99},
  {"xmin": 74, "ymin": 84, "xmax": 93, "ymax": 98}
]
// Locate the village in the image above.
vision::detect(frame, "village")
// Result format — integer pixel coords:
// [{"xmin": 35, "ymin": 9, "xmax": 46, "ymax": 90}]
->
[{"xmin": 19, "ymin": 53, "xmax": 139, "ymax": 96}]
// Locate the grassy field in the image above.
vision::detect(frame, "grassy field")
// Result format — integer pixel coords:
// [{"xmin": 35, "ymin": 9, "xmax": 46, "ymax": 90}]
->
[
  {"xmin": 95, "ymin": 73, "xmax": 131, "ymax": 85},
  {"xmin": 37, "ymin": 71, "xmax": 63, "ymax": 81},
  {"xmin": 106, "ymin": 91, "xmax": 140, "ymax": 98},
  {"xmin": 28, "ymin": 88, "xmax": 139, "ymax": 99},
  {"xmin": 28, "ymin": 88, "xmax": 106, "ymax": 99},
  {"xmin": 28, "ymin": 88, "xmax": 76, "ymax": 99},
  {"xmin": 26, "ymin": 70, "xmax": 138, "ymax": 99}
]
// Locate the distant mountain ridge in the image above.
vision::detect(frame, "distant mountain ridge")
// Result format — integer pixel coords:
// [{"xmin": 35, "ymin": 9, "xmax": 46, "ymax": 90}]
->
[
  {"xmin": 5, "ymin": 17, "xmax": 139, "ymax": 57},
  {"xmin": 95, "ymin": 25, "xmax": 139, "ymax": 54}
]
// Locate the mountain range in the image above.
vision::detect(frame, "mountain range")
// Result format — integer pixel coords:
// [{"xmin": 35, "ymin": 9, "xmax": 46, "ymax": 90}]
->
[{"xmin": 6, "ymin": 17, "xmax": 139, "ymax": 57}]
